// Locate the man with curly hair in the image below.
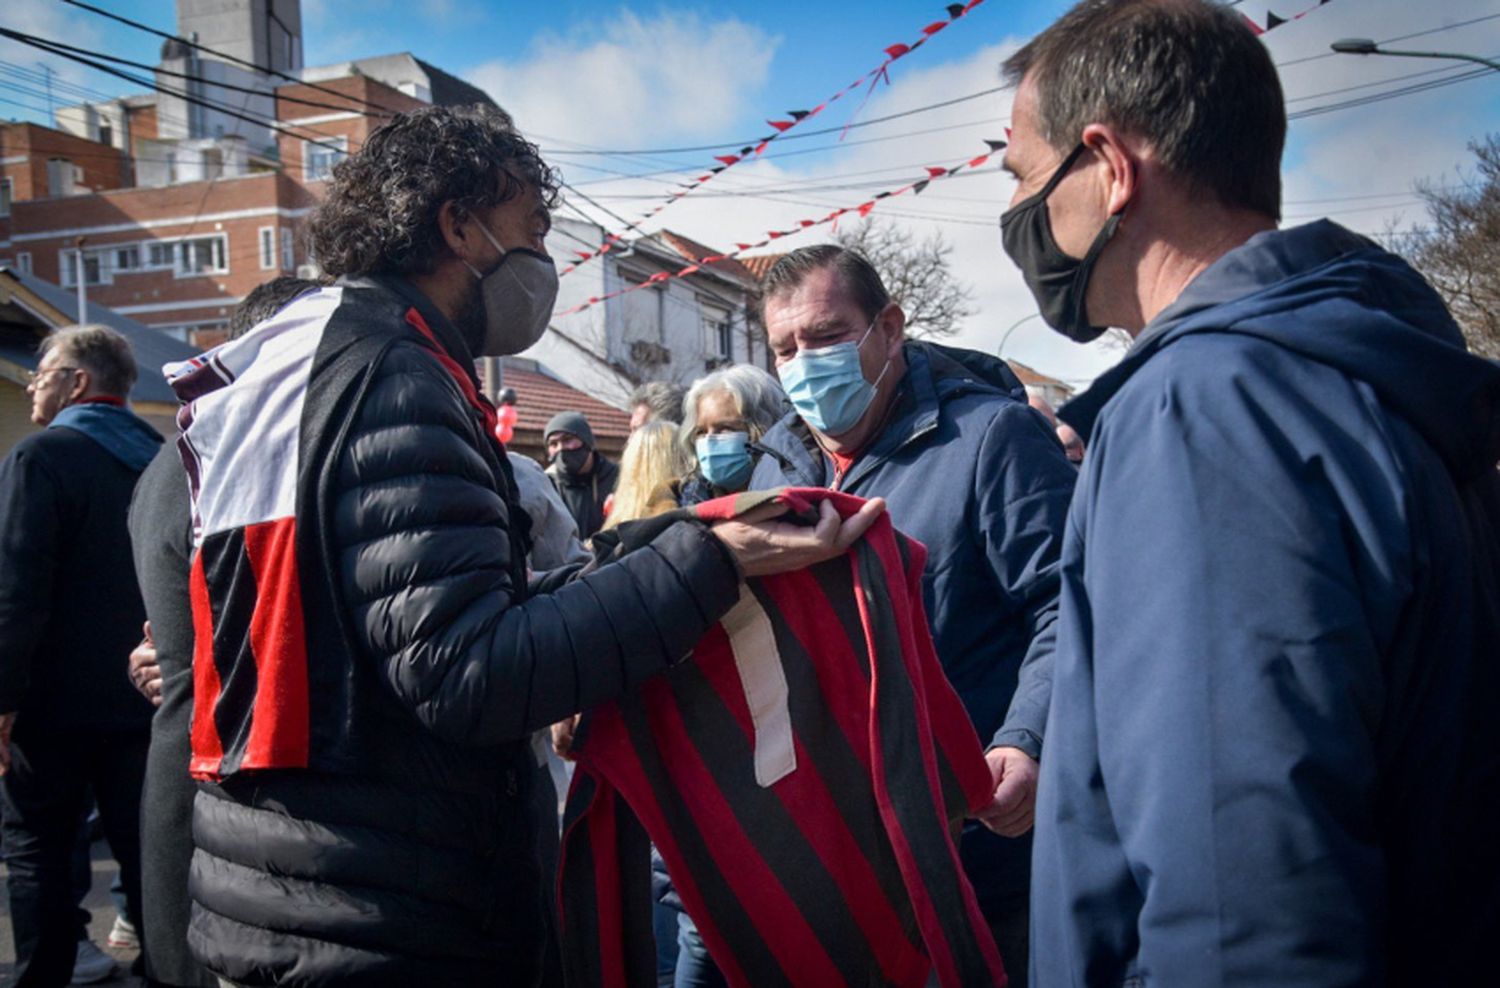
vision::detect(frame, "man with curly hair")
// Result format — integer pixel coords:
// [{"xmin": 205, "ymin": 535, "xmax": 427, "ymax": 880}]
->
[{"xmin": 164, "ymin": 104, "xmax": 880, "ymax": 987}]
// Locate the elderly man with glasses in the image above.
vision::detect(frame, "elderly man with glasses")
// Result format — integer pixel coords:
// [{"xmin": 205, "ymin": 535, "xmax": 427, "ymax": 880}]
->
[{"xmin": 0, "ymin": 325, "xmax": 162, "ymax": 987}]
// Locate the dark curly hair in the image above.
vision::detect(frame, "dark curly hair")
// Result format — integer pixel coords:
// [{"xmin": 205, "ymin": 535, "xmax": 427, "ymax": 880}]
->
[{"xmin": 307, "ymin": 104, "xmax": 560, "ymax": 278}]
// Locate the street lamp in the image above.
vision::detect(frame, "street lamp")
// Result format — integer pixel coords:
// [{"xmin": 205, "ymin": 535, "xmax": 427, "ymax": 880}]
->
[
  {"xmin": 998, "ymin": 312, "xmax": 1042, "ymax": 356},
  {"xmin": 1329, "ymin": 38, "xmax": 1500, "ymax": 73}
]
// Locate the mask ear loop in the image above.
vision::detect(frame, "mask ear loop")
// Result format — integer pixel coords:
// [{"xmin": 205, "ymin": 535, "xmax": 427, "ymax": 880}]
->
[{"xmin": 464, "ymin": 218, "xmax": 509, "ymax": 280}]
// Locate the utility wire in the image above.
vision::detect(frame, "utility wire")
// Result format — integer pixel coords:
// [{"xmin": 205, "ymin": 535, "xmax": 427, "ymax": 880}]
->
[
  {"xmin": 58, "ymin": 0, "xmax": 395, "ymax": 114},
  {"xmin": 2, "ymin": 27, "xmax": 393, "ymax": 116}
]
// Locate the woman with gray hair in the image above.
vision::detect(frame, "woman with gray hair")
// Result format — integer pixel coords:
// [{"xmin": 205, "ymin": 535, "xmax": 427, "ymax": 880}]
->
[{"xmin": 675, "ymin": 363, "xmax": 791, "ymax": 504}]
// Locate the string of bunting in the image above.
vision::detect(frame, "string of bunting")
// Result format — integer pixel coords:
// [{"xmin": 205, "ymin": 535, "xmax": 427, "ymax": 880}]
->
[
  {"xmin": 1240, "ymin": 0, "xmax": 1333, "ymax": 36},
  {"xmin": 554, "ymin": 138, "xmax": 1007, "ymax": 319},
  {"xmin": 560, "ymin": 0, "xmax": 991, "ymax": 278}
]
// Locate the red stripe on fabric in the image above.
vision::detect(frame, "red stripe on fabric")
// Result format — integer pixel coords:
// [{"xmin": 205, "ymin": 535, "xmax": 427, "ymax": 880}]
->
[
  {"xmin": 591, "ymin": 782, "xmax": 627, "ymax": 988},
  {"xmin": 756, "ymin": 568, "xmax": 874, "ymax": 774},
  {"xmin": 856, "ymin": 525, "xmax": 1006, "ymax": 986},
  {"xmin": 581, "ymin": 701, "xmax": 754, "ymax": 988},
  {"xmin": 187, "ymin": 550, "xmax": 225, "ymax": 780},
  {"xmin": 239, "ymin": 517, "xmax": 310, "ymax": 770},
  {"xmin": 403, "ymin": 308, "xmax": 503, "ymax": 447},
  {"xmin": 643, "ymin": 675, "xmax": 846, "ymax": 988},
  {"xmin": 692, "ymin": 624, "xmax": 931, "ymax": 986}
]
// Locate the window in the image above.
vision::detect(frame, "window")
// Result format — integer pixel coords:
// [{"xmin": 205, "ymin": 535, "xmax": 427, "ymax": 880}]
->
[
  {"xmin": 46, "ymin": 158, "xmax": 81, "ymax": 197},
  {"xmin": 702, "ymin": 303, "xmax": 733, "ymax": 362},
  {"xmin": 146, "ymin": 242, "xmax": 174, "ymax": 269},
  {"xmin": 17, "ymin": 252, "xmax": 31, "ymax": 275},
  {"xmin": 0, "ymin": 177, "xmax": 11, "ymax": 217},
  {"xmin": 61, "ymin": 249, "xmax": 105, "ymax": 288},
  {"xmin": 98, "ymin": 122, "xmax": 112, "ymax": 147},
  {"xmin": 176, "ymin": 235, "xmax": 228, "ymax": 276},
  {"xmin": 303, "ymin": 137, "xmax": 348, "ymax": 182},
  {"xmin": 259, "ymin": 226, "xmax": 276, "ymax": 270},
  {"xmin": 114, "ymin": 245, "xmax": 140, "ymax": 272},
  {"xmin": 280, "ymin": 228, "xmax": 294, "ymax": 271}
]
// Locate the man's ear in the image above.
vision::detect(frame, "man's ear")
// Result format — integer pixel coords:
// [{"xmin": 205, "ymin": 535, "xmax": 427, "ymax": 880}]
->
[
  {"xmin": 1081, "ymin": 123, "xmax": 1138, "ymax": 216},
  {"xmin": 437, "ymin": 200, "xmax": 475, "ymax": 261},
  {"xmin": 68, "ymin": 368, "xmax": 93, "ymax": 403},
  {"xmin": 880, "ymin": 303, "xmax": 907, "ymax": 358}
]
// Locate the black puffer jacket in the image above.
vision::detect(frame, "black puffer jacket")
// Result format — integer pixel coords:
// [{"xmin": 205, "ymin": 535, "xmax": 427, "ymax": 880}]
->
[{"xmin": 186, "ymin": 278, "xmax": 742, "ymax": 986}]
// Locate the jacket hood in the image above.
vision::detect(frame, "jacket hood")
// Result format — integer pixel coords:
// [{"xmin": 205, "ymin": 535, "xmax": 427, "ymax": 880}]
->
[
  {"xmin": 49, "ymin": 402, "xmax": 163, "ymax": 470},
  {"xmin": 1061, "ymin": 220, "xmax": 1500, "ymax": 480}
]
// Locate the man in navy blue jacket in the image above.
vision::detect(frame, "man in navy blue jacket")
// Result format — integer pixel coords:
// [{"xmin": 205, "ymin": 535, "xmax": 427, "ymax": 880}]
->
[
  {"xmin": 750, "ymin": 245, "xmax": 1078, "ymax": 983},
  {"xmin": 0, "ymin": 325, "xmax": 161, "ymax": 987},
  {"xmin": 1000, "ymin": 2, "xmax": 1500, "ymax": 985}
]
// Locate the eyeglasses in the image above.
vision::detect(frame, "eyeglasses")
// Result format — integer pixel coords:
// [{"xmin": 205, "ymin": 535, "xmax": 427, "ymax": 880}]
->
[{"xmin": 24, "ymin": 366, "xmax": 78, "ymax": 386}]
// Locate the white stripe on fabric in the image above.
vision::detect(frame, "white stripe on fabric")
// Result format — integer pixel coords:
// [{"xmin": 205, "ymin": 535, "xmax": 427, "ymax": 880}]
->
[
  {"xmin": 166, "ymin": 287, "xmax": 343, "ymax": 546},
  {"xmin": 722, "ymin": 586, "xmax": 797, "ymax": 787}
]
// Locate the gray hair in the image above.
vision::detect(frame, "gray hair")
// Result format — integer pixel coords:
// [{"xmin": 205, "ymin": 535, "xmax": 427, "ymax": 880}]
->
[
  {"xmin": 1003, "ymin": 0, "xmax": 1284, "ymax": 219},
  {"xmin": 629, "ymin": 380, "xmax": 688, "ymax": 426},
  {"xmin": 40, "ymin": 324, "xmax": 136, "ymax": 397},
  {"xmin": 680, "ymin": 364, "xmax": 791, "ymax": 451}
]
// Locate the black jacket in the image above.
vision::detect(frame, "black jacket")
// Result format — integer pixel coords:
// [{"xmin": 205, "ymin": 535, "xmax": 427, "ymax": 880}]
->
[
  {"xmin": 547, "ymin": 453, "xmax": 618, "ymax": 538},
  {"xmin": 128, "ymin": 446, "xmax": 215, "ymax": 987},
  {"xmin": 0, "ymin": 407, "xmax": 159, "ymax": 732},
  {"xmin": 184, "ymin": 277, "xmax": 742, "ymax": 986}
]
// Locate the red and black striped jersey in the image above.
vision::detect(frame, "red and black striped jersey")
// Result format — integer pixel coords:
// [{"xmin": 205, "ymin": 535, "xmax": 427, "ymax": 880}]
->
[{"xmin": 560, "ymin": 489, "xmax": 1007, "ymax": 988}]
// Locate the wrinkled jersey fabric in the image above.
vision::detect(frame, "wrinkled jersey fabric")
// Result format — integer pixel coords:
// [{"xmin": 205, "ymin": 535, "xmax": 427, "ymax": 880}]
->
[{"xmin": 561, "ymin": 489, "xmax": 1006, "ymax": 988}]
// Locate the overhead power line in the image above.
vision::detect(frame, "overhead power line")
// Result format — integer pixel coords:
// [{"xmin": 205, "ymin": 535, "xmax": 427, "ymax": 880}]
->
[
  {"xmin": 58, "ymin": 0, "xmax": 395, "ymax": 115},
  {"xmin": 1, "ymin": 28, "xmax": 393, "ymax": 117},
  {"xmin": 0, "ymin": 27, "xmax": 349, "ymax": 154}
]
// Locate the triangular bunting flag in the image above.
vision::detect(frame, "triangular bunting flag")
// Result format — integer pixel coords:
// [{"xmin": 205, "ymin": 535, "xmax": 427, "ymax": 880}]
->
[
  {"xmin": 912, "ymin": 180, "xmax": 931, "ymax": 195},
  {"xmin": 768, "ymin": 119, "xmax": 795, "ymax": 131},
  {"xmin": 789, "ymin": 110, "xmax": 810, "ymax": 120},
  {"xmin": 1266, "ymin": 11, "xmax": 1287, "ymax": 29},
  {"xmin": 926, "ymin": 166, "xmax": 949, "ymax": 177},
  {"xmin": 735, "ymin": 243, "xmax": 755, "ymax": 251},
  {"xmin": 885, "ymin": 43, "xmax": 911, "ymax": 59},
  {"xmin": 922, "ymin": 20, "xmax": 948, "ymax": 36},
  {"xmin": 984, "ymin": 139, "xmax": 1008, "ymax": 151},
  {"xmin": 968, "ymin": 153, "xmax": 991, "ymax": 167},
  {"xmin": 713, "ymin": 154, "xmax": 740, "ymax": 166},
  {"xmin": 858, "ymin": 201, "xmax": 877, "ymax": 217},
  {"xmin": 1241, "ymin": 12, "xmax": 1265, "ymax": 35},
  {"xmin": 947, "ymin": 3, "xmax": 965, "ymax": 17}
]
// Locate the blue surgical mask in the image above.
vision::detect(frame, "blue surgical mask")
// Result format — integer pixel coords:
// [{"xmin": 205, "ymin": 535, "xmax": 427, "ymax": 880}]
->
[
  {"xmin": 695, "ymin": 431, "xmax": 754, "ymax": 491},
  {"xmin": 777, "ymin": 318, "xmax": 891, "ymax": 436}
]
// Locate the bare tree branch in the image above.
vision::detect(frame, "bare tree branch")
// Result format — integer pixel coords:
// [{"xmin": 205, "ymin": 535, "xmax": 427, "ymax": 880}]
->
[
  {"xmin": 835, "ymin": 220, "xmax": 975, "ymax": 340},
  {"xmin": 1390, "ymin": 133, "xmax": 1500, "ymax": 360}
]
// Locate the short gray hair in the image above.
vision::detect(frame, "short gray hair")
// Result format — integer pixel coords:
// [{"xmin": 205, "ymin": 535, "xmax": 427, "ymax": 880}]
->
[
  {"xmin": 680, "ymin": 364, "xmax": 790, "ymax": 451},
  {"xmin": 1004, "ymin": 0, "xmax": 1284, "ymax": 219},
  {"xmin": 629, "ymin": 380, "xmax": 688, "ymax": 425},
  {"xmin": 40, "ymin": 324, "xmax": 137, "ymax": 397}
]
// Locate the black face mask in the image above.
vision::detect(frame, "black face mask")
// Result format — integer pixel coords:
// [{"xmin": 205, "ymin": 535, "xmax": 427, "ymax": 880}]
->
[
  {"xmin": 1000, "ymin": 142, "xmax": 1124, "ymax": 343},
  {"xmin": 552, "ymin": 446, "xmax": 591, "ymax": 478}
]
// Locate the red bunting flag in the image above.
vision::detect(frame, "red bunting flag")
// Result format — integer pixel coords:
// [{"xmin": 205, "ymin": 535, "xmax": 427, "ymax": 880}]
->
[{"xmin": 559, "ymin": 0, "xmax": 992, "ymax": 279}]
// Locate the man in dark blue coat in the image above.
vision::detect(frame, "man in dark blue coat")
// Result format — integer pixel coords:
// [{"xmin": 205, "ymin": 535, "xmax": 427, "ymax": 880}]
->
[
  {"xmin": 750, "ymin": 245, "xmax": 1078, "ymax": 983},
  {"xmin": 998, "ymin": 2, "xmax": 1500, "ymax": 985},
  {"xmin": 0, "ymin": 325, "xmax": 161, "ymax": 987}
]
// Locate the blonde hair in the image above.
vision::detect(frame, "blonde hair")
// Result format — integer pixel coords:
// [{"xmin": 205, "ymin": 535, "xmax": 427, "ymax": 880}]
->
[{"xmin": 604, "ymin": 419, "xmax": 693, "ymax": 529}]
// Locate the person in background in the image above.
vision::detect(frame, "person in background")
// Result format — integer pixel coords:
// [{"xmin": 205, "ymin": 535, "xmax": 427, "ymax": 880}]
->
[
  {"xmin": 544, "ymin": 410, "xmax": 619, "ymax": 538},
  {"xmin": 507, "ymin": 450, "xmax": 591, "ymax": 570},
  {"xmin": 124, "ymin": 276, "xmax": 320, "ymax": 988},
  {"xmin": 629, "ymin": 380, "xmax": 687, "ymax": 432},
  {"xmin": 1054, "ymin": 420, "xmax": 1084, "ymax": 464},
  {"xmin": 1002, "ymin": 2, "xmax": 1500, "ymax": 983},
  {"xmin": 676, "ymin": 364, "xmax": 791, "ymax": 506},
  {"xmin": 0, "ymin": 326, "xmax": 160, "ymax": 987},
  {"xmin": 601, "ymin": 420, "xmax": 693, "ymax": 528},
  {"xmin": 1023, "ymin": 387, "xmax": 1083, "ymax": 467}
]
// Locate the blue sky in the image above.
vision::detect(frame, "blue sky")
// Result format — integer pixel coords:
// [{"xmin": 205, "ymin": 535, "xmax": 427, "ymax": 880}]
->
[{"xmin": 5, "ymin": 0, "xmax": 1499, "ymax": 385}]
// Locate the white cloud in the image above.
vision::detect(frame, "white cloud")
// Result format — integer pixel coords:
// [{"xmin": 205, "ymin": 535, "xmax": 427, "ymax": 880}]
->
[
  {"xmin": 467, "ymin": 11, "xmax": 781, "ymax": 145},
  {"xmin": 0, "ymin": 0, "xmax": 111, "ymax": 119},
  {"xmin": 551, "ymin": 0, "xmax": 1499, "ymax": 390}
]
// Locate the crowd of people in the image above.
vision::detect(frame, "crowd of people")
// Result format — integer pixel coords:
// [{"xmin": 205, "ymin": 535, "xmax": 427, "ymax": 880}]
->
[{"xmin": 0, "ymin": 1, "xmax": 1496, "ymax": 986}]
